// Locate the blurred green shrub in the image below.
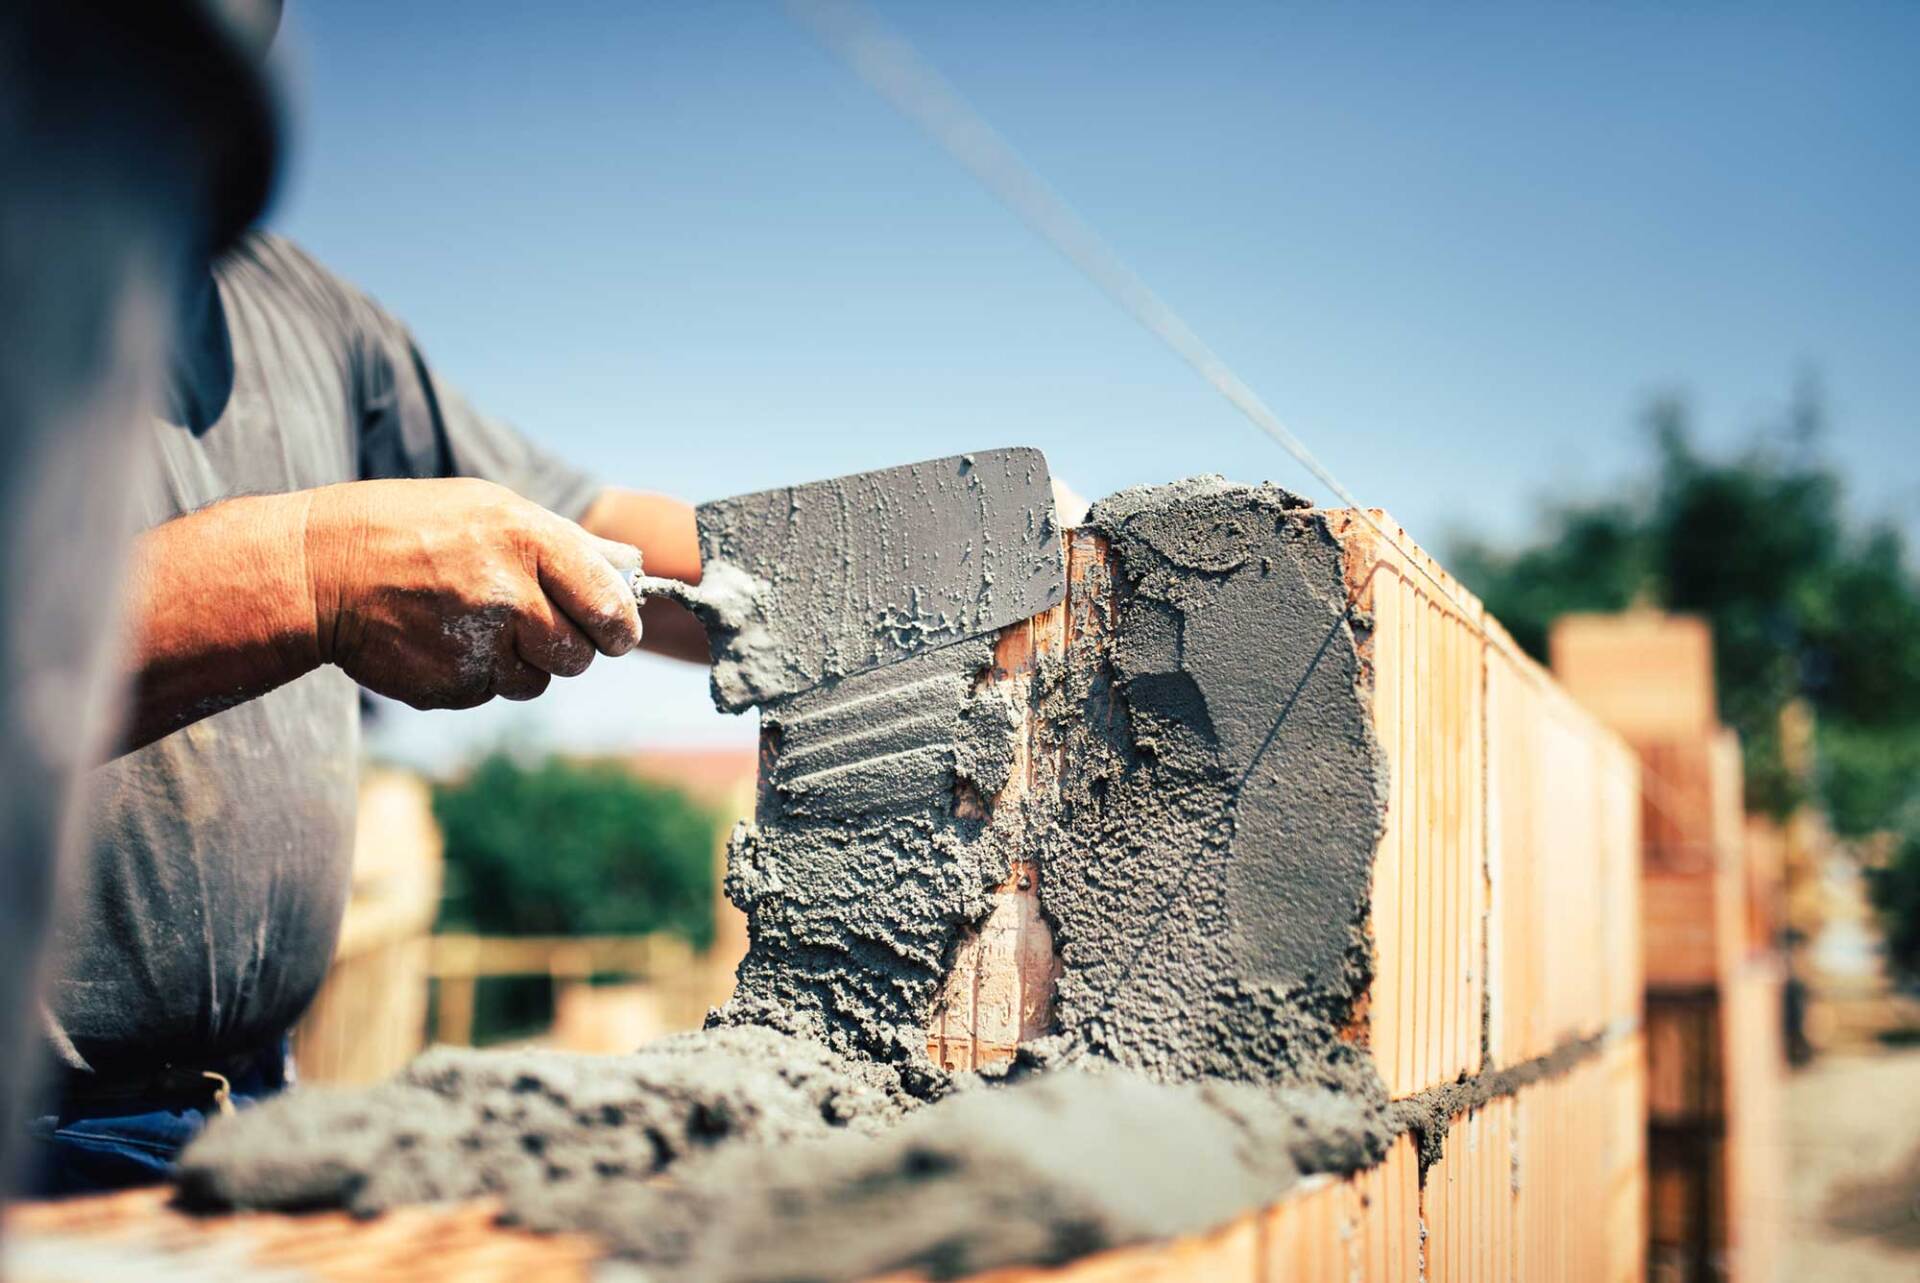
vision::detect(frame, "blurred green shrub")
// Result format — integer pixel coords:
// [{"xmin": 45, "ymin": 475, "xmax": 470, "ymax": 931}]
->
[
  {"xmin": 1450, "ymin": 379, "xmax": 1920, "ymax": 975},
  {"xmin": 431, "ymin": 751, "xmax": 719, "ymax": 949}
]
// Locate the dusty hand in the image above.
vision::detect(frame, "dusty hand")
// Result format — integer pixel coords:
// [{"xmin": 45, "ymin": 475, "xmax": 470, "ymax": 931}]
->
[{"xmin": 303, "ymin": 478, "xmax": 643, "ymax": 709}]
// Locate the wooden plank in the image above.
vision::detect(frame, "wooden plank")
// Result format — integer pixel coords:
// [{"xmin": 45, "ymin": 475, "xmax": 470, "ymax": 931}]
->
[{"xmin": 427, "ymin": 933, "xmax": 693, "ymax": 981}]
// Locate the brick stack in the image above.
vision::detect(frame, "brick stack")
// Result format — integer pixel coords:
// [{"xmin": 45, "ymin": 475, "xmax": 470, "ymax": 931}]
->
[
  {"xmin": 1335, "ymin": 514, "xmax": 1647, "ymax": 1283},
  {"xmin": 1551, "ymin": 612, "xmax": 1786, "ymax": 1283},
  {"xmin": 924, "ymin": 511, "xmax": 1650, "ymax": 1281}
]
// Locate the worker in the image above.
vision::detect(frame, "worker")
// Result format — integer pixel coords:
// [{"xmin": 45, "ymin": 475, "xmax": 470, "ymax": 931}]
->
[
  {"xmin": 25, "ymin": 226, "xmax": 711, "ymax": 1197},
  {"xmin": 23, "ymin": 0, "xmax": 715, "ymax": 1185}
]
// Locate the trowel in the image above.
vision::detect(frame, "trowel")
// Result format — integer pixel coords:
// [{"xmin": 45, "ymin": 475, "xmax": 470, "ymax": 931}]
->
[{"xmin": 629, "ymin": 447, "xmax": 1066, "ymax": 713}]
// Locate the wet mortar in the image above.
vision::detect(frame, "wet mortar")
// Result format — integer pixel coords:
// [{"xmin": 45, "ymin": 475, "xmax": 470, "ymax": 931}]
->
[
  {"xmin": 175, "ymin": 476, "xmax": 1604, "ymax": 1280},
  {"xmin": 670, "ymin": 448, "xmax": 1065, "ymax": 713},
  {"xmin": 176, "ymin": 1025, "xmax": 917, "ymax": 1217}
]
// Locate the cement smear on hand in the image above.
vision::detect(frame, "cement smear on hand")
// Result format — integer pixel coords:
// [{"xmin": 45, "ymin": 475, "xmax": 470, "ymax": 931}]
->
[{"xmin": 179, "ymin": 478, "xmax": 1402, "ymax": 1281}]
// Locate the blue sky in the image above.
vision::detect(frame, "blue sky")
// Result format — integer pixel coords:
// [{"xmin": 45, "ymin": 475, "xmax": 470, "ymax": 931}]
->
[{"xmin": 262, "ymin": 1, "xmax": 1920, "ymax": 766}]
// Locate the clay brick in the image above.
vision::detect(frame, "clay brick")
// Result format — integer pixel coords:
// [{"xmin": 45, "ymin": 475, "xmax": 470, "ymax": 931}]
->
[
  {"xmin": 912, "ymin": 514, "xmax": 1651, "ymax": 1283},
  {"xmin": 1643, "ymin": 874, "xmax": 1728, "ymax": 988},
  {"xmin": 1255, "ymin": 1176, "xmax": 1354, "ymax": 1282},
  {"xmin": 1721, "ymin": 958, "xmax": 1787, "ymax": 1283},
  {"xmin": 1327, "ymin": 511, "xmax": 1486, "ymax": 1097},
  {"xmin": 1739, "ymin": 817, "xmax": 1787, "ymax": 958},
  {"xmin": 1553, "ymin": 612, "xmax": 1787, "ymax": 1283},
  {"xmin": 1485, "ymin": 628, "xmax": 1641, "ymax": 1064},
  {"xmin": 1646, "ymin": 993, "xmax": 1724, "ymax": 1122},
  {"xmin": 1549, "ymin": 612, "xmax": 1717, "ymax": 739},
  {"xmin": 923, "ymin": 533, "xmax": 1097, "ymax": 1070}
]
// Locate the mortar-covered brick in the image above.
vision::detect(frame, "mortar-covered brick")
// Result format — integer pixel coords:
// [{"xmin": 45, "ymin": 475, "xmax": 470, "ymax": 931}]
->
[
  {"xmin": 1021, "ymin": 477, "xmax": 1389, "ymax": 1098},
  {"xmin": 172, "ymin": 476, "xmax": 1630, "ymax": 1283}
]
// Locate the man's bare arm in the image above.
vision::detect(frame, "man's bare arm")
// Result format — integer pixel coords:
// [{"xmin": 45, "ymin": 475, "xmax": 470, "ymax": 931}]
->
[
  {"xmin": 119, "ymin": 478, "xmax": 644, "ymax": 753},
  {"xmin": 119, "ymin": 492, "xmax": 321, "ymax": 752},
  {"xmin": 577, "ymin": 488, "xmax": 711, "ymax": 665}
]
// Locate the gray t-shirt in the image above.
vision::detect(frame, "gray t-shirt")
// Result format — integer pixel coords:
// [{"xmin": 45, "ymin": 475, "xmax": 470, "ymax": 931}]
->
[{"xmin": 45, "ymin": 233, "xmax": 601, "ymax": 1078}]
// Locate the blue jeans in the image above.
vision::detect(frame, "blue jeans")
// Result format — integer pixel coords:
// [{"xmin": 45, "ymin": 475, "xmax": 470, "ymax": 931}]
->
[{"xmin": 23, "ymin": 1041, "xmax": 290, "ymax": 1198}]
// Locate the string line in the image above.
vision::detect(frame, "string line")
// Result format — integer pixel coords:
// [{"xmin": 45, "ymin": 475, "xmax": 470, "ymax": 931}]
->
[{"xmin": 785, "ymin": 0, "xmax": 1720, "ymax": 835}]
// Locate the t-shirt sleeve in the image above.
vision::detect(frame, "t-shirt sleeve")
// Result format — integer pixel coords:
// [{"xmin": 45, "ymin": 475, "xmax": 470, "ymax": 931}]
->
[{"xmin": 346, "ymin": 290, "xmax": 604, "ymax": 521}]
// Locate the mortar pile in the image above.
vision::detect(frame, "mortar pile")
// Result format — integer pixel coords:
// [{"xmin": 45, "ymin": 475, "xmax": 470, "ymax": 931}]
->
[{"xmin": 178, "ymin": 479, "xmax": 1401, "ymax": 1282}]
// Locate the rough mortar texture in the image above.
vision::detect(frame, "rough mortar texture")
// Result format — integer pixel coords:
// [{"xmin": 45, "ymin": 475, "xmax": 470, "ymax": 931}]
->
[
  {"xmin": 175, "ymin": 1026, "xmax": 915, "ymax": 1216},
  {"xmin": 173, "ymin": 476, "xmax": 1617, "ymax": 1282},
  {"xmin": 508, "ymin": 1070, "xmax": 1386, "ymax": 1283},
  {"xmin": 1014, "ymin": 478, "xmax": 1390, "ymax": 1097},
  {"xmin": 1386, "ymin": 1030, "xmax": 1611, "ymax": 1171},
  {"xmin": 687, "ymin": 448, "xmax": 1064, "ymax": 712},
  {"xmin": 711, "ymin": 477, "xmax": 1390, "ymax": 1098},
  {"xmin": 709, "ymin": 633, "xmax": 1020, "ymax": 1074}
]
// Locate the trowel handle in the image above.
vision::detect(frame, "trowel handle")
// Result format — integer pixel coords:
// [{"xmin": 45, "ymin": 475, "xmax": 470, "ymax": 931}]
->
[{"xmin": 628, "ymin": 572, "xmax": 708, "ymax": 618}]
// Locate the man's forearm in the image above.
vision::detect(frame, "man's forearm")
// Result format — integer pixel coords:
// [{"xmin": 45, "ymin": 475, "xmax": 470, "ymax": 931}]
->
[
  {"xmin": 577, "ymin": 488, "xmax": 710, "ymax": 665},
  {"xmin": 119, "ymin": 493, "xmax": 322, "ymax": 753}
]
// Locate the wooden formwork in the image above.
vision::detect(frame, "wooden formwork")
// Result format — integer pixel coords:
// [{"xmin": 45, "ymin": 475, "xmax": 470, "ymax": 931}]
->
[{"xmin": 292, "ymin": 771, "xmax": 443, "ymax": 1085}]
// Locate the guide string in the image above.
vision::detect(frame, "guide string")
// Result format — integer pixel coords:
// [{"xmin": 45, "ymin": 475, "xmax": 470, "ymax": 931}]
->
[
  {"xmin": 786, "ymin": 0, "xmax": 1696, "ymax": 824},
  {"xmin": 783, "ymin": 2, "xmax": 1498, "ymax": 631}
]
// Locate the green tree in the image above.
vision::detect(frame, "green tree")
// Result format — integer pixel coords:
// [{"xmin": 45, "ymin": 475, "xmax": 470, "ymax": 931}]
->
[
  {"xmin": 431, "ymin": 752, "xmax": 720, "ymax": 949},
  {"xmin": 1449, "ymin": 384, "xmax": 1920, "ymax": 974}
]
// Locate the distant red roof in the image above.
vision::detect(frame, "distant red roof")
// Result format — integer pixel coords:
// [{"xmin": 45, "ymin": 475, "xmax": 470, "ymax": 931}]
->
[{"xmin": 621, "ymin": 747, "xmax": 757, "ymax": 806}]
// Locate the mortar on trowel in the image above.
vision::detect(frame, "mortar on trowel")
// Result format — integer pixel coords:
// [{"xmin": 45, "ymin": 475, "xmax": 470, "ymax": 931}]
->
[{"xmin": 627, "ymin": 447, "xmax": 1068, "ymax": 711}]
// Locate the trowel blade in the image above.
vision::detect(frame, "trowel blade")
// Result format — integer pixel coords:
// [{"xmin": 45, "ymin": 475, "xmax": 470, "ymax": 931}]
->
[{"xmin": 681, "ymin": 447, "xmax": 1065, "ymax": 712}]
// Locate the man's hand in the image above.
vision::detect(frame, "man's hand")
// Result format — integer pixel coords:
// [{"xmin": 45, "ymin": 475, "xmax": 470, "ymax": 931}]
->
[
  {"xmin": 577, "ymin": 488, "xmax": 709, "ymax": 664},
  {"xmin": 118, "ymin": 479, "xmax": 644, "ymax": 752},
  {"xmin": 305, "ymin": 478, "xmax": 643, "ymax": 709}
]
